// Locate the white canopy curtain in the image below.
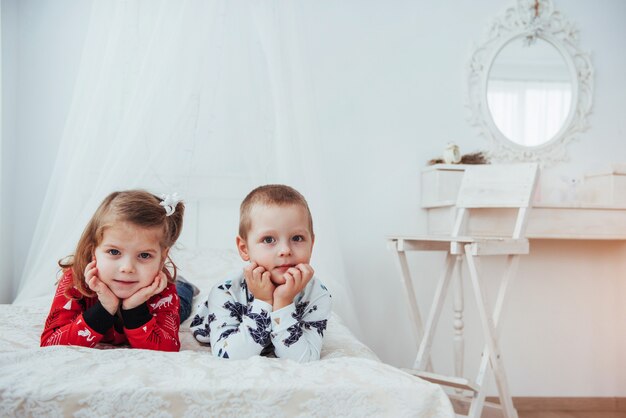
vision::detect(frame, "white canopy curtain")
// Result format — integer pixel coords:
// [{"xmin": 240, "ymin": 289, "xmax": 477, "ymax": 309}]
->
[{"xmin": 13, "ymin": 0, "xmax": 359, "ymax": 333}]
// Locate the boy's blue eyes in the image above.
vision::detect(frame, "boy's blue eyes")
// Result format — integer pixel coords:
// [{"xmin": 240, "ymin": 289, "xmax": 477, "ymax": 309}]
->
[{"xmin": 261, "ymin": 236, "xmax": 305, "ymax": 244}]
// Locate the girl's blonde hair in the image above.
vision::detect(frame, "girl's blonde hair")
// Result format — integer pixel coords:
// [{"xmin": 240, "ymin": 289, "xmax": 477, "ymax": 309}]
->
[{"xmin": 59, "ymin": 190, "xmax": 185, "ymax": 298}]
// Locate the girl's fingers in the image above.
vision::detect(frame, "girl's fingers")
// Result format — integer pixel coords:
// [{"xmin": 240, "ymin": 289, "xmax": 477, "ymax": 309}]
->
[
  {"xmin": 87, "ymin": 276, "xmax": 100, "ymax": 292},
  {"xmin": 86, "ymin": 259, "xmax": 97, "ymax": 272},
  {"xmin": 148, "ymin": 278, "xmax": 159, "ymax": 293},
  {"xmin": 142, "ymin": 272, "xmax": 167, "ymax": 299},
  {"xmin": 157, "ymin": 273, "xmax": 167, "ymax": 293},
  {"xmin": 146, "ymin": 274, "xmax": 162, "ymax": 294},
  {"xmin": 85, "ymin": 262, "xmax": 97, "ymax": 277}
]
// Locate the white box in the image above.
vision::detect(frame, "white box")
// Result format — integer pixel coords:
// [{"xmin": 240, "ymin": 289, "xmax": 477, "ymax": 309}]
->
[{"xmin": 420, "ymin": 164, "xmax": 467, "ymax": 208}]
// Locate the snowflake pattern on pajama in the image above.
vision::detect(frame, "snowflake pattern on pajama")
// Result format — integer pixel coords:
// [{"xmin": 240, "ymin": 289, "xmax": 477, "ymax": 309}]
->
[{"xmin": 190, "ymin": 273, "xmax": 331, "ymax": 362}]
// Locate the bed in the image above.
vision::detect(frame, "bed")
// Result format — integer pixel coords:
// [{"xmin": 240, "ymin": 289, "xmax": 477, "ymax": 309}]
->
[{"xmin": 0, "ymin": 249, "xmax": 454, "ymax": 417}]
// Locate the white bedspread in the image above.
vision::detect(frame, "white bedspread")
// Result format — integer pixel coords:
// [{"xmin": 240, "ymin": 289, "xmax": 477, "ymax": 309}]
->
[
  {"xmin": 0, "ymin": 304, "xmax": 454, "ymax": 417},
  {"xmin": 1, "ymin": 250, "xmax": 453, "ymax": 417}
]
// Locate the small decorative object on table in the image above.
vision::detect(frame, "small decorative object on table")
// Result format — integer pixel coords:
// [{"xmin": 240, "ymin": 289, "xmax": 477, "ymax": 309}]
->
[
  {"xmin": 428, "ymin": 143, "xmax": 489, "ymax": 166},
  {"xmin": 443, "ymin": 143, "xmax": 461, "ymax": 164}
]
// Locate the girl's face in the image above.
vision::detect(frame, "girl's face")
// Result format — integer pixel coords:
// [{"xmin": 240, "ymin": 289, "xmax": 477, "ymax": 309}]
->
[
  {"xmin": 93, "ymin": 222, "xmax": 167, "ymax": 299},
  {"xmin": 237, "ymin": 204, "xmax": 314, "ymax": 286}
]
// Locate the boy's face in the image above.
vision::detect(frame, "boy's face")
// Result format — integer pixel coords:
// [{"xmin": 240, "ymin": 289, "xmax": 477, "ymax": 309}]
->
[{"xmin": 237, "ymin": 203, "xmax": 314, "ymax": 286}]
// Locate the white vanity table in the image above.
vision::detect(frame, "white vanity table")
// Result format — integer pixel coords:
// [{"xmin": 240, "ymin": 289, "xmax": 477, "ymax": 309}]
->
[
  {"xmin": 390, "ymin": 1, "xmax": 620, "ymax": 415},
  {"xmin": 423, "ymin": 164, "xmax": 626, "ymax": 240},
  {"xmin": 390, "ymin": 164, "xmax": 626, "ymax": 417}
]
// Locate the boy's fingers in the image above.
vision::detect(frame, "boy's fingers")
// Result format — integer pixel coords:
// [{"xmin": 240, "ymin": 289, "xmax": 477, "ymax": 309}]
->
[
  {"xmin": 286, "ymin": 268, "xmax": 302, "ymax": 283},
  {"xmin": 297, "ymin": 263, "xmax": 314, "ymax": 277},
  {"xmin": 247, "ymin": 261, "xmax": 258, "ymax": 270},
  {"xmin": 243, "ymin": 262, "xmax": 257, "ymax": 276},
  {"xmin": 283, "ymin": 273, "xmax": 294, "ymax": 286},
  {"xmin": 252, "ymin": 266, "xmax": 266, "ymax": 280}
]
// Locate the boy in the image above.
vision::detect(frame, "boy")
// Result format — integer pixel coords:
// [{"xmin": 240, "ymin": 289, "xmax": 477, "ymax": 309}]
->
[{"xmin": 191, "ymin": 184, "xmax": 331, "ymax": 362}]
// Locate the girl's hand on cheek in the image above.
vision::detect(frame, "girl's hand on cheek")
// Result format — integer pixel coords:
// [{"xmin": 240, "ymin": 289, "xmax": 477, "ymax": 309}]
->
[
  {"xmin": 122, "ymin": 271, "xmax": 167, "ymax": 310},
  {"xmin": 243, "ymin": 261, "xmax": 275, "ymax": 305},
  {"xmin": 85, "ymin": 260, "xmax": 120, "ymax": 315}
]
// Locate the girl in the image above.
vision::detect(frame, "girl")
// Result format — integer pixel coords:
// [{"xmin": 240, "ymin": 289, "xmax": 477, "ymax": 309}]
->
[{"xmin": 41, "ymin": 190, "xmax": 186, "ymax": 351}]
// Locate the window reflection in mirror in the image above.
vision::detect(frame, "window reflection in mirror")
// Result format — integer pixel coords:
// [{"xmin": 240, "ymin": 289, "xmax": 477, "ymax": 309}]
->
[{"xmin": 487, "ymin": 37, "xmax": 573, "ymax": 148}]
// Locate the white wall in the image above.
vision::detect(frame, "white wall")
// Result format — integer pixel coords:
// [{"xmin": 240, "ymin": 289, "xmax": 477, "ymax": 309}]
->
[
  {"xmin": 2, "ymin": 0, "xmax": 625, "ymax": 396},
  {"xmin": 298, "ymin": 0, "xmax": 626, "ymax": 396},
  {"xmin": 0, "ymin": 0, "xmax": 17, "ymax": 303},
  {"xmin": 0, "ymin": 0, "xmax": 92, "ymax": 302}
]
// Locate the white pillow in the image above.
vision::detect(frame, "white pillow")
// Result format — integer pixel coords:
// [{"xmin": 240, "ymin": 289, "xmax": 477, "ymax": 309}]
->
[{"xmin": 172, "ymin": 247, "xmax": 245, "ymax": 325}]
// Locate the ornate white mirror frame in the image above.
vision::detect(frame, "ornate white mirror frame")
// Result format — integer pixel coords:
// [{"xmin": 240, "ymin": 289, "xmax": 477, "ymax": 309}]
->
[{"xmin": 467, "ymin": 0, "xmax": 593, "ymax": 166}]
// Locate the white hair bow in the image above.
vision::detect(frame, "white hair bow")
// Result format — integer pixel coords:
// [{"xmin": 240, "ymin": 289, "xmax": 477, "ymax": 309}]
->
[{"xmin": 160, "ymin": 193, "xmax": 181, "ymax": 216}]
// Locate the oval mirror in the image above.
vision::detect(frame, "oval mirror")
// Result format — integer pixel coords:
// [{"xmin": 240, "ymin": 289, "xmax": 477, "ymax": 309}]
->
[
  {"xmin": 487, "ymin": 37, "xmax": 573, "ymax": 148},
  {"xmin": 467, "ymin": 0, "xmax": 593, "ymax": 165}
]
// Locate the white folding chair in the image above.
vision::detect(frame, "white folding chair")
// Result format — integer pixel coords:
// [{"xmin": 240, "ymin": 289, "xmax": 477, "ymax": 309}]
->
[{"xmin": 388, "ymin": 163, "xmax": 539, "ymax": 418}]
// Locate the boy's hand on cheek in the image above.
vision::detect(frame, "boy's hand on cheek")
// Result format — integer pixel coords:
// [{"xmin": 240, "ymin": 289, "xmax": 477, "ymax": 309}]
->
[
  {"xmin": 273, "ymin": 263, "xmax": 314, "ymax": 310},
  {"xmin": 122, "ymin": 271, "xmax": 168, "ymax": 310},
  {"xmin": 85, "ymin": 260, "xmax": 120, "ymax": 315},
  {"xmin": 243, "ymin": 262, "xmax": 275, "ymax": 305}
]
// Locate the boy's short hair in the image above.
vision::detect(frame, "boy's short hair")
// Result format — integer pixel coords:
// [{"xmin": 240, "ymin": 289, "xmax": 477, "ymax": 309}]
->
[{"xmin": 239, "ymin": 184, "xmax": 313, "ymax": 240}]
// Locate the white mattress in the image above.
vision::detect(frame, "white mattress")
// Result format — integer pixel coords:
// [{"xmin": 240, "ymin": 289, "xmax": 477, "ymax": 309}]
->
[{"xmin": 0, "ymin": 249, "xmax": 454, "ymax": 417}]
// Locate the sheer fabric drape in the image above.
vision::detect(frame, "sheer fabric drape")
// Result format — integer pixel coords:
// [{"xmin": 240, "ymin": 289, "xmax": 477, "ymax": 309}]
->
[{"xmin": 13, "ymin": 1, "xmax": 358, "ymax": 332}]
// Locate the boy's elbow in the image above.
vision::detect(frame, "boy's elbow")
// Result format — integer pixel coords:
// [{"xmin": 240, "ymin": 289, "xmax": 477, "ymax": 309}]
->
[
  {"xmin": 298, "ymin": 351, "xmax": 321, "ymax": 363},
  {"xmin": 211, "ymin": 349, "xmax": 238, "ymax": 360},
  {"xmin": 210, "ymin": 344, "xmax": 260, "ymax": 360},
  {"xmin": 293, "ymin": 354, "xmax": 319, "ymax": 363},
  {"xmin": 211, "ymin": 344, "xmax": 236, "ymax": 359},
  {"xmin": 279, "ymin": 347, "xmax": 321, "ymax": 363}
]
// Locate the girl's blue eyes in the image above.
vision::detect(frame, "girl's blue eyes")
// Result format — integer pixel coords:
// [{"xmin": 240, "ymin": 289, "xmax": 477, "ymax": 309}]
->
[{"xmin": 106, "ymin": 249, "xmax": 152, "ymax": 259}]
